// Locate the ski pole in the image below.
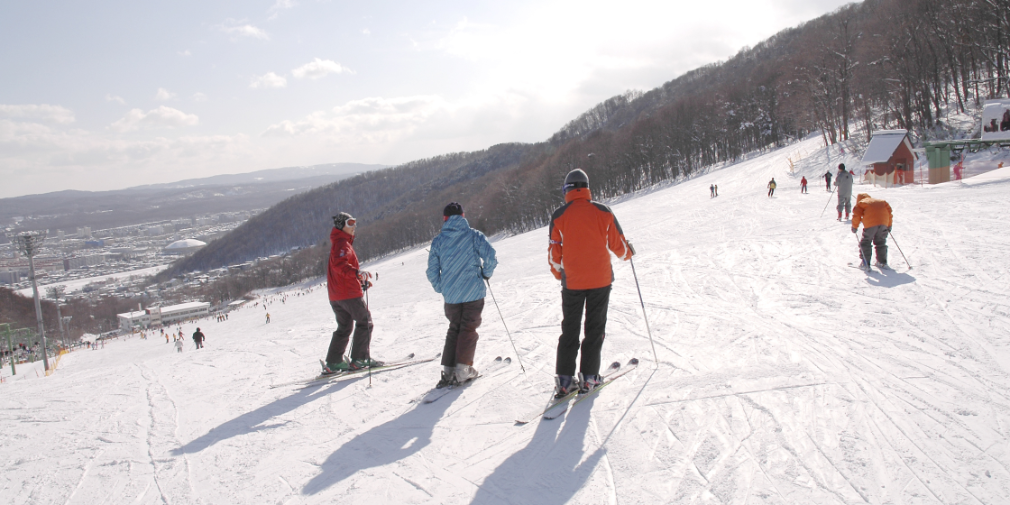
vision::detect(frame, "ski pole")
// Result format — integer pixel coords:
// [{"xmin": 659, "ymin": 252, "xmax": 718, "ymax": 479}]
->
[
  {"xmin": 889, "ymin": 231, "xmax": 911, "ymax": 270},
  {"xmin": 365, "ymin": 282, "xmax": 372, "ymax": 388},
  {"xmin": 820, "ymin": 185, "xmax": 837, "ymax": 218},
  {"xmin": 484, "ymin": 278, "xmax": 526, "ymax": 376},
  {"xmin": 628, "ymin": 247, "xmax": 660, "ymax": 369}
]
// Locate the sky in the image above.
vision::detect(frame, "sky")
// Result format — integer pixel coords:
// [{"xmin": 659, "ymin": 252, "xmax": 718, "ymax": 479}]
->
[{"xmin": 0, "ymin": 0, "xmax": 852, "ymax": 198}]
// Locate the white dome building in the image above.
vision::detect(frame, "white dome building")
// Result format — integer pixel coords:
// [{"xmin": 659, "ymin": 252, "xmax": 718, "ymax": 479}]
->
[{"xmin": 163, "ymin": 238, "xmax": 207, "ymax": 256}]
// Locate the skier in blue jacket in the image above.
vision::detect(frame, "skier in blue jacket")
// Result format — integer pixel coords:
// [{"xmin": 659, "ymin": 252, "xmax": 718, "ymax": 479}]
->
[{"xmin": 426, "ymin": 202, "xmax": 498, "ymax": 388}]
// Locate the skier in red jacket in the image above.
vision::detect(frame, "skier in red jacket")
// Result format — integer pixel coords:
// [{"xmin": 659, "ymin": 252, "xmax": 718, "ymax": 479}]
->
[{"xmin": 322, "ymin": 212, "xmax": 381, "ymax": 374}]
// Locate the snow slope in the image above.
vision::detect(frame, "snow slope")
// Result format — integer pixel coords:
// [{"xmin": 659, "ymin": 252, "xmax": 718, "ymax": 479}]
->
[{"xmin": 4, "ymin": 136, "xmax": 1010, "ymax": 504}]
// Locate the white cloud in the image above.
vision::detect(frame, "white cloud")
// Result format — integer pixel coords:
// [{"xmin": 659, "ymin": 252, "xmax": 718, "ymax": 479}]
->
[
  {"xmin": 361, "ymin": 28, "xmax": 371, "ymax": 35},
  {"xmin": 267, "ymin": 0, "xmax": 298, "ymax": 20},
  {"xmin": 178, "ymin": 50, "xmax": 191, "ymax": 57},
  {"xmin": 292, "ymin": 58, "xmax": 352, "ymax": 80},
  {"xmin": 218, "ymin": 19, "xmax": 269, "ymax": 41},
  {"xmin": 155, "ymin": 88, "xmax": 176, "ymax": 101},
  {"xmin": 110, "ymin": 106, "xmax": 199, "ymax": 132},
  {"xmin": 250, "ymin": 72, "xmax": 288, "ymax": 89},
  {"xmin": 193, "ymin": 92, "xmax": 209, "ymax": 102},
  {"xmin": 0, "ymin": 104, "xmax": 75, "ymax": 124},
  {"xmin": 263, "ymin": 95, "xmax": 448, "ymax": 141},
  {"xmin": 105, "ymin": 94, "xmax": 126, "ymax": 105}
]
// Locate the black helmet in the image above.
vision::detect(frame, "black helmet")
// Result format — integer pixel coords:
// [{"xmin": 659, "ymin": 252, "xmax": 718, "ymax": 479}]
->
[{"xmin": 562, "ymin": 169, "xmax": 589, "ymax": 194}]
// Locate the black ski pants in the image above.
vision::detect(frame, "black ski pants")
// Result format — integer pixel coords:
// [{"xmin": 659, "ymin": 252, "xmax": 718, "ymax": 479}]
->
[
  {"xmin": 327, "ymin": 297, "xmax": 373, "ymax": 362},
  {"xmin": 440, "ymin": 298, "xmax": 484, "ymax": 367},
  {"xmin": 859, "ymin": 225, "xmax": 889, "ymax": 265},
  {"xmin": 556, "ymin": 285, "xmax": 610, "ymax": 377}
]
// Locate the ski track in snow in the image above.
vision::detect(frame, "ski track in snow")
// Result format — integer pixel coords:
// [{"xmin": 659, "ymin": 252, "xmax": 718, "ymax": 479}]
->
[{"xmin": 3, "ymin": 136, "xmax": 1010, "ymax": 504}]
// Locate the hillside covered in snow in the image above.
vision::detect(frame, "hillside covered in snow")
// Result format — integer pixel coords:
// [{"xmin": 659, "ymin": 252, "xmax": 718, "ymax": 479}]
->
[{"xmin": 4, "ymin": 136, "xmax": 1010, "ymax": 504}]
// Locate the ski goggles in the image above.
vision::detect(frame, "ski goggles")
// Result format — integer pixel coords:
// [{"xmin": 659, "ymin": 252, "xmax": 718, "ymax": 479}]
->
[{"xmin": 345, "ymin": 219, "xmax": 357, "ymax": 227}]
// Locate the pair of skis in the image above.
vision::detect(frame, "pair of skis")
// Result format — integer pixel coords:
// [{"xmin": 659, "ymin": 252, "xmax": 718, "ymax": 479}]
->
[
  {"xmin": 413, "ymin": 355, "xmax": 513, "ymax": 404},
  {"xmin": 515, "ymin": 358, "xmax": 639, "ymax": 424},
  {"xmin": 269, "ymin": 353, "xmax": 438, "ymax": 389}
]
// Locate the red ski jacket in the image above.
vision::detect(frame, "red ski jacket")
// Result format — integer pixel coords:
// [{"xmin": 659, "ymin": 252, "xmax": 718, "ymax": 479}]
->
[{"xmin": 327, "ymin": 228, "xmax": 363, "ymax": 301}]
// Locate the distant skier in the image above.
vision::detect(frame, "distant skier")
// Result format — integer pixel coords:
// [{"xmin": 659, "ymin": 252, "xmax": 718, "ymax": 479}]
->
[
  {"xmin": 426, "ymin": 202, "xmax": 498, "ymax": 388},
  {"xmin": 265, "ymin": 313, "xmax": 271, "ymax": 324},
  {"xmin": 824, "ymin": 170, "xmax": 833, "ymax": 191},
  {"xmin": 714, "ymin": 184, "xmax": 718, "ymax": 196},
  {"xmin": 851, "ymin": 193, "xmax": 893, "ymax": 270},
  {"xmin": 549, "ymin": 169, "xmax": 634, "ymax": 398},
  {"xmin": 192, "ymin": 328, "xmax": 205, "ymax": 349},
  {"xmin": 835, "ymin": 163, "xmax": 854, "ymax": 221},
  {"xmin": 767, "ymin": 178, "xmax": 777, "ymax": 197},
  {"xmin": 801, "ymin": 176, "xmax": 808, "ymax": 193},
  {"xmin": 321, "ymin": 212, "xmax": 381, "ymax": 374},
  {"xmin": 710, "ymin": 184, "xmax": 715, "ymax": 197},
  {"xmin": 175, "ymin": 338, "xmax": 184, "ymax": 353}
]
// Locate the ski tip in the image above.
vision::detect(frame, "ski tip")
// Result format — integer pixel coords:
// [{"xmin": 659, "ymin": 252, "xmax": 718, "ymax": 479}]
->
[
  {"xmin": 503, "ymin": 357, "xmax": 512, "ymax": 364},
  {"xmin": 494, "ymin": 356, "xmax": 503, "ymax": 363},
  {"xmin": 407, "ymin": 352, "xmax": 416, "ymax": 359},
  {"xmin": 629, "ymin": 358, "xmax": 640, "ymax": 365},
  {"xmin": 608, "ymin": 361, "xmax": 621, "ymax": 369}
]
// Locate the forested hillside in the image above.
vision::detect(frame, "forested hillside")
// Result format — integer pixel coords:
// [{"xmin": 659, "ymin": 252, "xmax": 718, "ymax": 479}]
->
[{"xmin": 159, "ymin": 0, "xmax": 1009, "ymax": 282}]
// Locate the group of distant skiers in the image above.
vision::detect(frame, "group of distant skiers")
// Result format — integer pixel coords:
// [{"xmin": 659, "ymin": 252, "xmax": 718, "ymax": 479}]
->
[
  {"xmin": 321, "ymin": 168, "xmax": 633, "ymax": 398},
  {"xmin": 160, "ymin": 326, "xmax": 205, "ymax": 352}
]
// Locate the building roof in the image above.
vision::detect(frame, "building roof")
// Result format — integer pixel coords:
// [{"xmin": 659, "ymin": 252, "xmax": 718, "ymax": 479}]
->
[
  {"xmin": 861, "ymin": 130, "xmax": 911, "ymax": 164},
  {"xmin": 165, "ymin": 239, "xmax": 207, "ymax": 250},
  {"xmin": 160, "ymin": 301, "xmax": 210, "ymax": 314}
]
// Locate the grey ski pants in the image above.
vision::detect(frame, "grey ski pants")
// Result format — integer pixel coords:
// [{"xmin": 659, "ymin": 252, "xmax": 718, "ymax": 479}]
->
[
  {"xmin": 860, "ymin": 225, "xmax": 889, "ymax": 264},
  {"xmin": 837, "ymin": 194, "xmax": 852, "ymax": 215},
  {"xmin": 327, "ymin": 297, "xmax": 373, "ymax": 362}
]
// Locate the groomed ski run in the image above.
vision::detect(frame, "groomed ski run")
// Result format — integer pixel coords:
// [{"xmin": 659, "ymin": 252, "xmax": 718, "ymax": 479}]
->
[{"xmin": 4, "ymin": 135, "xmax": 1010, "ymax": 504}]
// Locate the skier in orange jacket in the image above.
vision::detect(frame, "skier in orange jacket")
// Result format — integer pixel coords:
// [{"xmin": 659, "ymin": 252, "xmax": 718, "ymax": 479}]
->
[{"xmin": 548, "ymin": 169, "xmax": 633, "ymax": 397}]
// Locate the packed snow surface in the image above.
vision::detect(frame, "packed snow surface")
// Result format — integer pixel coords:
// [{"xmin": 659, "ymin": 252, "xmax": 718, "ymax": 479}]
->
[{"xmin": 4, "ymin": 136, "xmax": 1010, "ymax": 504}]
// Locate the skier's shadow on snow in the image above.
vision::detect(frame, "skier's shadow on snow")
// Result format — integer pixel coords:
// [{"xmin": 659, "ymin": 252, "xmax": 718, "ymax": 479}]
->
[
  {"xmin": 469, "ymin": 397, "xmax": 604, "ymax": 505},
  {"xmin": 302, "ymin": 394, "xmax": 455, "ymax": 495},
  {"xmin": 170, "ymin": 380, "xmax": 353, "ymax": 456},
  {"xmin": 864, "ymin": 268, "xmax": 915, "ymax": 288}
]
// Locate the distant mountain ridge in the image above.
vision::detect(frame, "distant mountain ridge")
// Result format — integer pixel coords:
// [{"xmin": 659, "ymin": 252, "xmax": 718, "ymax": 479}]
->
[{"xmin": 2, "ymin": 162, "xmax": 386, "ymax": 232}]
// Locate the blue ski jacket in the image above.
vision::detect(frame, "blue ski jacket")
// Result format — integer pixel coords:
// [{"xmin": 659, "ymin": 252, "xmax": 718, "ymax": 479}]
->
[{"xmin": 426, "ymin": 215, "xmax": 498, "ymax": 304}]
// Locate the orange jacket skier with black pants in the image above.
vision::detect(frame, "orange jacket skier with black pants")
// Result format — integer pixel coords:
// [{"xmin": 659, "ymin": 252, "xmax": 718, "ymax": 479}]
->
[
  {"xmin": 851, "ymin": 193, "xmax": 894, "ymax": 269},
  {"xmin": 549, "ymin": 168, "xmax": 634, "ymax": 398}
]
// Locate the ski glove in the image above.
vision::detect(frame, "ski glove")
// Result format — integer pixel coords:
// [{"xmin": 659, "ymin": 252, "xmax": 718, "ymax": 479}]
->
[
  {"xmin": 361, "ymin": 280, "xmax": 372, "ymax": 291},
  {"xmin": 886, "ymin": 226, "xmax": 892, "ymax": 234},
  {"xmin": 356, "ymin": 271, "xmax": 372, "ymax": 282},
  {"xmin": 851, "ymin": 227, "xmax": 858, "ymax": 234}
]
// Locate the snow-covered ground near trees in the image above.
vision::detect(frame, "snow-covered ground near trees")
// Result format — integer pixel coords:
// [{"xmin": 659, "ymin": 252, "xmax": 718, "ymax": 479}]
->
[{"xmin": 4, "ymin": 135, "xmax": 1010, "ymax": 504}]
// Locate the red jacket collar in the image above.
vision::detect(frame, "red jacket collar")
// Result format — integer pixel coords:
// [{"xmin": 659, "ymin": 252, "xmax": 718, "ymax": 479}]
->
[
  {"xmin": 331, "ymin": 227, "xmax": 355, "ymax": 244},
  {"xmin": 565, "ymin": 187, "xmax": 591, "ymax": 203}
]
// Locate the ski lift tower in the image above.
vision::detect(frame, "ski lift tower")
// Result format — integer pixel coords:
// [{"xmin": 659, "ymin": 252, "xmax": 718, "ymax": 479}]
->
[{"xmin": 13, "ymin": 231, "xmax": 51, "ymax": 372}]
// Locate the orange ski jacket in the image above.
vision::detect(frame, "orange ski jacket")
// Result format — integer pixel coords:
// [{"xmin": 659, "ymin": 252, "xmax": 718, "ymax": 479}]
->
[
  {"xmin": 851, "ymin": 194, "xmax": 893, "ymax": 229},
  {"xmin": 548, "ymin": 188, "xmax": 633, "ymax": 290}
]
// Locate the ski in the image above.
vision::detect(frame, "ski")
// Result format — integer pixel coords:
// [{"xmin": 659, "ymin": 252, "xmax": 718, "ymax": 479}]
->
[
  {"xmin": 419, "ymin": 356, "xmax": 512, "ymax": 404},
  {"xmin": 514, "ymin": 361, "xmax": 622, "ymax": 425},
  {"xmin": 269, "ymin": 353, "xmax": 427, "ymax": 388},
  {"xmin": 558, "ymin": 357, "xmax": 640, "ymax": 415}
]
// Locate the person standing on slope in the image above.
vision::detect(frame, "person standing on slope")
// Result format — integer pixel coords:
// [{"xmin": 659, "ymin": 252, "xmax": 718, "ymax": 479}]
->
[
  {"xmin": 710, "ymin": 184, "xmax": 715, "ymax": 197},
  {"xmin": 851, "ymin": 193, "xmax": 894, "ymax": 270},
  {"xmin": 322, "ymin": 212, "xmax": 381, "ymax": 374},
  {"xmin": 834, "ymin": 163, "xmax": 854, "ymax": 221},
  {"xmin": 549, "ymin": 169, "xmax": 634, "ymax": 398},
  {"xmin": 192, "ymin": 328, "xmax": 205, "ymax": 349},
  {"xmin": 175, "ymin": 338, "xmax": 184, "ymax": 353},
  {"xmin": 801, "ymin": 176, "xmax": 808, "ymax": 193},
  {"xmin": 767, "ymin": 178, "xmax": 777, "ymax": 197},
  {"xmin": 824, "ymin": 170, "xmax": 833, "ymax": 191},
  {"xmin": 426, "ymin": 202, "xmax": 498, "ymax": 388}
]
